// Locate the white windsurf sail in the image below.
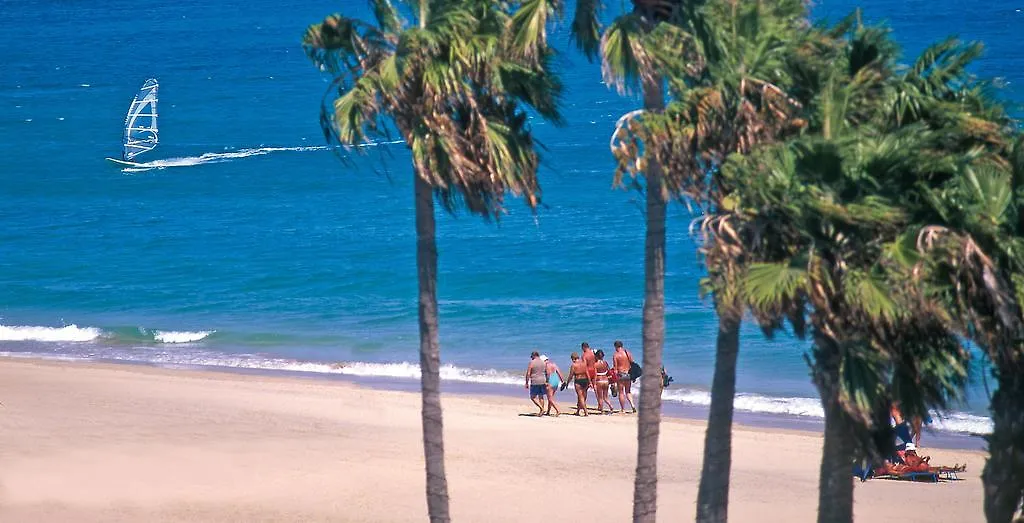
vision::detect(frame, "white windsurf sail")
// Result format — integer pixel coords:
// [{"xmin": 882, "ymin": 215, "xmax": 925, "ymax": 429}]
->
[{"xmin": 121, "ymin": 78, "xmax": 159, "ymax": 161}]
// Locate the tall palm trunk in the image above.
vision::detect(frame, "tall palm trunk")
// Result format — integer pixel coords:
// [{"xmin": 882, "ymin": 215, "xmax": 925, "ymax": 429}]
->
[
  {"xmin": 814, "ymin": 338, "xmax": 854, "ymax": 523},
  {"xmin": 818, "ymin": 403, "xmax": 855, "ymax": 523},
  {"xmin": 633, "ymin": 75, "xmax": 666, "ymax": 523},
  {"xmin": 696, "ymin": 307, "xmax": 742, "ymax": 523},
  {"xmin": 983, "ymin": 359, "xmax": 1024, "ymax": 523},
  {"xmin": 415, "ymin": 172, "xmax": 451, "ymax": 523}
]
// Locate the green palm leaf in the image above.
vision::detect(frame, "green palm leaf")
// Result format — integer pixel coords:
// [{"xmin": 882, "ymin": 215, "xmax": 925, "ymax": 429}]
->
[
  {"xmin": 600, "ymin": 14, "xmax": 653, "ymax": 93},
  {"xmin": 962, "ymin": 164, "xmax": 1013, "ymax": 227},
  {"xmin": 837, "ymin": 340, "xmax": 888, "ymax": 425},
  {"xmin": 569, "ymin": 0, "xmax": 601, "ymax": 60},
  {"xmin": 368, "ymin": 0, "xmax": 402, "ymax": 34},
  {"xmin": 843, "ymin": 269, "xmax": 900, "ymax": 324},
  {"xmin": 743, "ymin": 261, "xmax": 808, "ymax": 311},
  {"xmin": 509, "ymin": 0, "xmax": 562, "ymax": 63},
  {"xmin": 330, "ymin": 72, "xmax": 385, "ymax": 145}
]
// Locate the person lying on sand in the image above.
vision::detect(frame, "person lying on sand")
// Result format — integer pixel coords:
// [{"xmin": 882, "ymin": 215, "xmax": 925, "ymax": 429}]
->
[{"xmin": 874, "ymin": 446, "xmax": 967, "ymax": 476}]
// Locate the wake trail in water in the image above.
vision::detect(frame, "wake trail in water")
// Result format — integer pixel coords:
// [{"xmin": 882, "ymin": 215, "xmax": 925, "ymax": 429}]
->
[{"xmin": 119, "ymin": 140, "xmax": 404, "ymax": 172}]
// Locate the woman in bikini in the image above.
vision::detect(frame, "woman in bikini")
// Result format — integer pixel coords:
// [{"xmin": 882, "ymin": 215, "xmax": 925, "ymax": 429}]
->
[
  {"xmin": 594, "ymin": 350, "xmax": 615, "ymax": 414},
  {"xmin": 567, "ymin": 352, "xmax": 589, "ymax": 416}
]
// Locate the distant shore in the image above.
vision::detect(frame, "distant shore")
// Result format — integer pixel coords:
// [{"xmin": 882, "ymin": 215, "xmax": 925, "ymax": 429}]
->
[{"xmin": 0, "ymin": 357, "xmax": 985, "ymax": 522}]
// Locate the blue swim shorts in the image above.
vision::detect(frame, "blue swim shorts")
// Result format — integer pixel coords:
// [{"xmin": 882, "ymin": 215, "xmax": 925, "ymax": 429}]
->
[{"xmin": 530, "ymin": 384, "xmax": 547, "ymax": 397}]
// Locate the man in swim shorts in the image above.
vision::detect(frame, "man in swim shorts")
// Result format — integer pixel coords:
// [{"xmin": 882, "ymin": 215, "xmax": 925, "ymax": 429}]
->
[
  {"xmin": 525, "ymin": 351, "xmax": 547, "ymax": 415},
  {"xmin": 580, "ymin": 342, "xmax": 596, "ymax": 408},
  {"xmin": 581, "ymin": 342, "xmax": 596, "ymax": 378},
  {"xmin": 613, "ymin": 340, "xmax": 636, "ymax": 413},
  {"xmin": 542, "ymin": 354, "xmax": 563, "ymax": 416},
  {"xmin": 567, "ymin": 352, "xmax": 590, "ymax": 416}
]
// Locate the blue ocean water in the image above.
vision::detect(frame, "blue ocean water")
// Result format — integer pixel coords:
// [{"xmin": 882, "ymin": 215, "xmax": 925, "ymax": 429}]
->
[{"xmin": 2, "ymin": 0, "xmax": 1021, "ymax": 435}]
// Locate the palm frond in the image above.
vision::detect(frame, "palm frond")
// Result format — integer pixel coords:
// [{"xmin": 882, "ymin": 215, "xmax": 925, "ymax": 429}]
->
[
  {"xmin": 368, "ymin": 0, "xmax": 403, "ymax": 33},
  {"xmin": 509, "ymin": 0, "xmax": 562, "ymax": 64},
  {"xmin": 843, "ymin": 269, "xmax": 900, "ymax": 324},
  {"xmin": 323, "ymin": 64, "xmax": 393, "ymax": 151},
  {"xmin": 743, "ymin": 261, "xmax": 808, "ymax": 312},
  {"xmin": 307, "ymin": 0, "xmax": 563, "ymax": 222},
  {"xmin": 425, "ymin": 1, "xmax": 477, "ymax": 42},
  {"xmin": 303, "ymin": 15, "xmax": 394, "ymax": 74},
  {"xmin": 907, "ymin": 37, "xmax": 983, "ymax": 98},
  {"xmin": 1009, "ymin": 135, "xmax": 1024, "ymax": 193},
  {"xmin": 570, "ymin": 0, "xmax": 602, "ymax": 60},
  {"xmin": 837, "ymin": 340, "xmax": 889, "ymax": 425},
  {"xmin": 498, "ymin": 54, "xmax": 565, "ymax": 125},
  {"xmin": 600, "ymin": 14, "xmax": 653, "ymax": 94},
  {"xmin": 961, "ymin": 164, "xmax": 1013, "ymax": 228},
  {"xmin": 882, "ymin": 230, "xmax": 921, "ymax": 269}
]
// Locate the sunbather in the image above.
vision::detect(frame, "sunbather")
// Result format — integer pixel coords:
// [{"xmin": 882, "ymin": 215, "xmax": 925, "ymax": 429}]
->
[{"xmin": 875, "ymin": 447, "xmax": 966, "ymax": 477}]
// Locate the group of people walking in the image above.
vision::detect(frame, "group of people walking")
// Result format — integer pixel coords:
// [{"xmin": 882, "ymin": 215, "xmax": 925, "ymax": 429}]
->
[{"xmin": 525, "ymin": 341, "xmax": 644, "ymax": 416}]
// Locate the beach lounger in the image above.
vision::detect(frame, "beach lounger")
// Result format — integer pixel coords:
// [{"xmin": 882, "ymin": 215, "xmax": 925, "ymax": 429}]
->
[
  {"xmin": 875, "ymin": 471, "xmax": 939, "ymax": 482},
  {"xmin": 901, "ymin": 471, "xmax": 939, "ymax": 482},
  {"xmin": 879, "ymin": 465, "xmax": 966, "ymax": 482},
  {"xmin": 852, "ymin": 462, "xmax": 874, "ymax": 482}
]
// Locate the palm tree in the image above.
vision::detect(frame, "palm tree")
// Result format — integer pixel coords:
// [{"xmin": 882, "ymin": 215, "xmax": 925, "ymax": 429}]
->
[
  {"xmin": 872, "ymin": 34, "xmax": 1024, "ymax": 523},
  {"xmin": 913, "ymin": 137, "xmax": 1024, "ymax": 523},
  {"xmin": 728, "ymin": 126, "xmax": 972, "ymax": 523},
  {"xmin": 915, "ymin": 178, "xmax": 1024, "ymax": 523},
  {"xmin": 303, "ymin": 2, "xmax": 562, "ymax": 521},
  {"xmin": 723, "ymin": 23, "xmax": 1015, "ymax": 523},
  {"xmin": 602, "ymin": 3, "xmax": 812, "ymax": 520},
  {"xmin": 565, "ymin": 1, "xmax": 682, "ymax": 519}
]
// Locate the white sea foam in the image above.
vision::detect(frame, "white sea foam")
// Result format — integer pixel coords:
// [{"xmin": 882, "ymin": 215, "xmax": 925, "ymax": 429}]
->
[
  {"xmin": 929, "ymin": 411, "xmax": 993, "ymax": 435},
  {"xmin": 119, "ymin": 141, "xmax": 404, "ymax": 172},
  {"xmin": 153, "ymin": 330, "xmax": 214, "ymax": 343},
  {"xmin": 661, "ymin": 387, "xmax": 991, "ymax": 435},
  {"xmin": 663, "ymin": 388, "xmax": 827, "ymax": 417},
  {"xmin": 147, "ymin": 357, "xmax": 523, "ymax": 386},
  {"xmin": 0, "ymin": 344, "xmax": 993, "ymax": 435},
  {"xmin": 331, "ymin": 361, "xmax": 524, "ymax": 385},
  {"xmin": 0, "ymin": 324, "xmax": 102, "ymax": 342}
]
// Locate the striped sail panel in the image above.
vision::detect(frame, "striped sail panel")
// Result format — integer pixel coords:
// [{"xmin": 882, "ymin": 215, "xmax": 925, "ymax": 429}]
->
[{"xmin": 122, "ymin": 79, "xmax": 159, "ymax": 161}]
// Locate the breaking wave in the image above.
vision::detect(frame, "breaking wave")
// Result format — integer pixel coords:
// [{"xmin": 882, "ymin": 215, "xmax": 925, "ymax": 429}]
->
[
  {"xmin": 153, "ymin": 330, "xmax": 214, "ymax": 343},
  {"xmin": 661, "ymin": 388, "xmax": 992, "ymax": 435},
  {"xmin": 0, "ymin": 324, "xmax": 102, "ymax": 342},
  {"xmin": 0, "ymin": 323, "xmax": 215, "ymax": 345}
]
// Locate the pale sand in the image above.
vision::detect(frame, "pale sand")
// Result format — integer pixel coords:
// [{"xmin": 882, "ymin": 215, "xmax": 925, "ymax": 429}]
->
[{"xmin": 0, "ymin": 358, "xmax": 985, "ymax": 522}]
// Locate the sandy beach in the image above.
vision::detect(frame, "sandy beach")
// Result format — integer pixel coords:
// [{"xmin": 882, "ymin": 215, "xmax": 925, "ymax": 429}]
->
[{"xmin": 0, "ymin": 358, "xmax": 984, "ymax": 522}]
